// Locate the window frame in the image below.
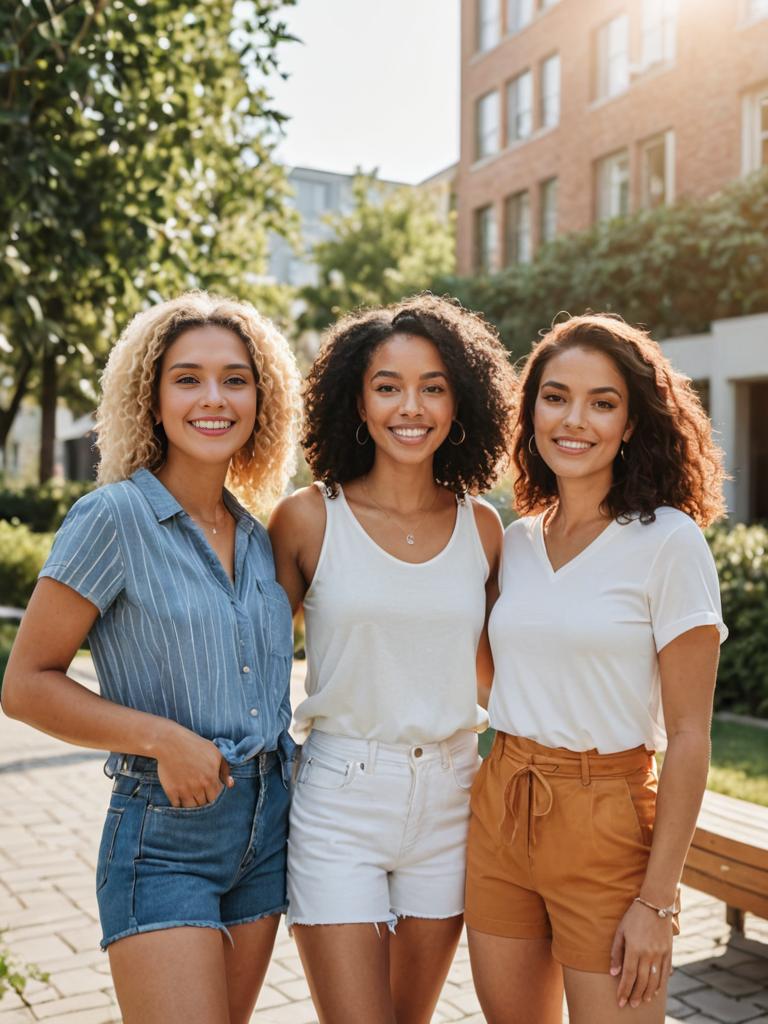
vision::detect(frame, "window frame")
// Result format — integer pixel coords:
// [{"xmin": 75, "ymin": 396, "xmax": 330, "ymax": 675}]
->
[
  {"xmin": 475, "ymin": 90, "xmax": 501, "ymax": 161},
  {"xmin": 596, "ymin": 149, "xmax": 630, "ymax": 222},
  {"xmin": 504, "ymin": 190, "xmax": 532, "ymax": 266},
  {"xmin": 594, "ymin": 14, "xmax": 629, "ymax": 102},
  {"xmin": 474, "ymin": 204, "xmax": 498, "ymax": 272},
  {"xmin": 507, "ymin": 69, "xmax": 534, "ymax": 144},
  {"xmin": 540, "ymin": 53, "xmax": 561, "ymax": 129}
]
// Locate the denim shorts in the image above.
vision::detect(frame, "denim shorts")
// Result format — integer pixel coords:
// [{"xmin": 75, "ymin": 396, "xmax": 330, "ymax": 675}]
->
[
  {"xmin": 96, "ymin": 752, "xmax": 289, "ymax": 950},
  {"xmin": 287, "ymin": 730, "xmax": 480, "ymax": 930}
]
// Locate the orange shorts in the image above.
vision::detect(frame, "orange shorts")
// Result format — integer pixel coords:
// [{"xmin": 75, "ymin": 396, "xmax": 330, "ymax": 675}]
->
[{"xmin": 465, "ymin": 732, "xmax": 677, "ymax": 973}]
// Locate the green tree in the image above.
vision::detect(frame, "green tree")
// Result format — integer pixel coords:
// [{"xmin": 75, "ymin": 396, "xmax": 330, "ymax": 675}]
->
[
  {"xmin": 0, "ymin": 0, "xmax": 296, "ymax": 481},
  {"xmin": 299, "ymin": 173, "xmax": 456, "ymax": 331}
]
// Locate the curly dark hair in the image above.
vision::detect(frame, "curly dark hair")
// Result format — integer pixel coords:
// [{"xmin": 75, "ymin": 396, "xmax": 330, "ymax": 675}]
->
[
  {"xmin": 303, "ymin": 294, "xmax": 517, "ymax": 495},
  {"xmin": 512, "ymin": 314, "xmax": 726, "ymax": 526}
]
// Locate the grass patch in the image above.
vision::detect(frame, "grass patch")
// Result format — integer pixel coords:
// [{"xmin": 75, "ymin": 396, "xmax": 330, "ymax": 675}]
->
[
  {"xmin": 478, "ymin": 719, "xmax": 768, "ymax": 807},
  {"xmin": 706, "ymin": 718, "xmax": 768, "ymax": 807}
]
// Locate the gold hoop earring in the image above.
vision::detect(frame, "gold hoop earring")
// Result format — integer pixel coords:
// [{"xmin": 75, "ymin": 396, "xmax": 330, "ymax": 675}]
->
[
  {"xmin": 355, "ymin": 421, "xmax": 370, "ymax": 446},
  {"xmin": 449, "ymin": 420, "xmax": 466, "ymax": 446},
  {"xmin": 528, "ymin": 435, "xmax": 538, "ymax": 457}
]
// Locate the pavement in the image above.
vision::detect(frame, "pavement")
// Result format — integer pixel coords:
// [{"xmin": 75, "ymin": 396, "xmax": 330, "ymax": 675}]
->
[{"xmin": 0, "ymin": 656, "xmax": 766, "ymax": 1023}]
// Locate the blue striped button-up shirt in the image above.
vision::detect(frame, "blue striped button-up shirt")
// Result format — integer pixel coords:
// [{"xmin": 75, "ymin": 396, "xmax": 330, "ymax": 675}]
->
[{"xmin": 39, "ymin": 468, "xmax": 295, "ymax": 776}]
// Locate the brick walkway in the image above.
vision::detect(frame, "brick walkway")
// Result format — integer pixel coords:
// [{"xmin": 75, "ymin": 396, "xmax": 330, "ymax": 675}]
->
[{"xmin": 0, "ymin": 657, "xmax": 766, "ymax": 1023}]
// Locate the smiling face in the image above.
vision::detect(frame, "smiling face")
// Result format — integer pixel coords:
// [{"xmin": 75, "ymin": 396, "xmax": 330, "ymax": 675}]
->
[
  {"xmin": 532, "ymin": 345, "xmax": 634, "ymax": 493},
  {"xmin": 357, "ymin": 333, "xmax": 457, "ymax": 467},
  {"xmin": 155, "ymin": 324, "xmax": 258, "ymax": 473}
]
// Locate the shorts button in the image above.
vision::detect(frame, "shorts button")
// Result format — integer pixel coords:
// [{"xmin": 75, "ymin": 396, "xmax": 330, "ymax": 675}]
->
[
  {"xmin": 242, "ymin": 665, "xmax": 250, "ymax": 674},
  {"xmin": 249, "ymin": 707, "xmax": 259, "ymax": 717},
  {"xmin": 414, "ymin": 747, "xmax": 423, "ymax": 757}
]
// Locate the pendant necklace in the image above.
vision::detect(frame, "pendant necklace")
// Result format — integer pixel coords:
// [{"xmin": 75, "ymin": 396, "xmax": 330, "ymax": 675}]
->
[{"xmin": 363, "ymin": 477, "xmax": 441, "ymax": 545}]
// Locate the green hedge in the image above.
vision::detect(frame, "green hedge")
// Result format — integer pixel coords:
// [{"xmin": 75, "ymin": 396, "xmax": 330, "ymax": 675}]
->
[
  {"xmin": 707, "ymin": 523, "xmax": 768, "ymax": 718},
  {"xmin": 0, "ymin": 521, "xmax": 54, "ymax": 609},
  {"xmin": 0, "ymin": 481, "xmax": 94, "ymax": 533},
  {"xmin": 435, "ymin": 169, "xmax": 768, "ymax": 360},
  {"xmin": 0, "ymin": 519, "xmax": 765, "ymax": 716}
]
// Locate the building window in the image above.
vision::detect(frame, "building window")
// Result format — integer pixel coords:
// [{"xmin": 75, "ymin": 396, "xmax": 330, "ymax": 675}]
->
[
  {"xmin": 594, "ymin": 15, "xmax": 629, "ymax": 101},
  {"xmin": 507, "ymin": 70, "xmax": 533, "ymax": 143},
  {"xmin": 640, "ymin": 131, "xmax": 675, "ymax": 208},
  {"xmin": 540, "ymin": 54, "xmax": 560, "ymax": 129},
  {"xmin": 596, "ymin": 150, "xmax": 630, "ymax": 221},
  {"xmin": 508, "ymin": 0, "xmax": 533, "ymax": 31},
  {"xmin": 504, "ymin": 192, "xmax": 531, "ymax": 265},
  {"xmin": 475, "ymin": 91, "xmax": 500, "ymax": 160},
  {"xmin": 537, "ymin": 0, "xmax": 559, "ymax": 9},
  {"xmin": 742, "ymin": 86, "xmax": 768, "ymax": 173},
  {"xmin": 477, "ymin": 0, "xmax": 501, "ymax": 52},
  {"xmin": 540, "ymin": 177, "xmax": 558, "ymax": 243},
  {"xmin": 475, "ymin": 205, "xmax": 498, "ymax": 271},
  {"xmin": 641, "ymin": 0, "xmax": 677, "ymax": 69}
]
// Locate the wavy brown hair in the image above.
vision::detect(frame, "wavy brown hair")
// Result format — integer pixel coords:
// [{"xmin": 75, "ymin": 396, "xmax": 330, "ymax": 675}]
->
[
  {"xmin": 512, "ymin": 314, "xmax": 726, "ymax": 526},
  {"xmin": 303, "ymin": 294, "xmax": 517, "ymax": 496}
]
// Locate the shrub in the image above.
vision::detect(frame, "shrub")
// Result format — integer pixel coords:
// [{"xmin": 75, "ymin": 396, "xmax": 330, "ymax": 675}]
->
[
  {"xmin": 0, "ymin": 480, "xmax": 94, "ymax": 533},
  {"xmin": 708, "ymin": 522, "xmax": 768, "ymax": 718},
  {"xmin": 0, "ymin": 521, "xmax": 53, "ymax": 609},
  {"xmin": 435, "ymin": 169, "xmax": 768, "ymax": 360}
]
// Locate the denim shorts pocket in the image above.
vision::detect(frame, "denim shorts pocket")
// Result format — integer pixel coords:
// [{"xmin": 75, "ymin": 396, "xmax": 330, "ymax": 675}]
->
[
  {"xmin": 147, "ymin": 781, "xmax": 228, "ymax": 816},
  {"xmin": 96, "ymin": 808, "xmax": 123, "ymax": 892},
  {"xmin": 451, "ymin": 754, "xmax": 481, "ymax": 791},
  {"xmin": 297, "ymin": 754, "xmax": 355, "ymax": 791}
]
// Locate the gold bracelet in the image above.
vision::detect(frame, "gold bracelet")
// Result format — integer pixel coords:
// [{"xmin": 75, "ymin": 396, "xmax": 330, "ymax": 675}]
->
[{"xmin": 633, "ymin": 895, "xmax": 677, "ymax": 919}]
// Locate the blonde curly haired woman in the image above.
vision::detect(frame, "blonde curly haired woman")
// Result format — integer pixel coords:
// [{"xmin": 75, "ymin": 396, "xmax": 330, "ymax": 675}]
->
[{"xmin": 2, "ymin": 292, "xmax": 301, "ymax": 1024}]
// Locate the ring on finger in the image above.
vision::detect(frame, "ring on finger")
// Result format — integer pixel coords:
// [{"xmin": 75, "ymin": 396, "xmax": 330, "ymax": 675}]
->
[{"xmin": 650, "ymin": 965, "xmax": 658, "ymax": 975}]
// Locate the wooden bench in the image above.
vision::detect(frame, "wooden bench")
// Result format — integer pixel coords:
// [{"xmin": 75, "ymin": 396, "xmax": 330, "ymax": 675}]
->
[{"xmin": 683, "ymin": 789, "xmax": 768, "ymax": 931}]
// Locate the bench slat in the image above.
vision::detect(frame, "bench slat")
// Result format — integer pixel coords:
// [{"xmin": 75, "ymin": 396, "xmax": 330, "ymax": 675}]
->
[
  {"xmin": 685, "ymin": 845, "xmax": 768, "ymax": 894},
  {"xmin": 681, "ymin": 865, "xmax": 768, "ymax": 919}
]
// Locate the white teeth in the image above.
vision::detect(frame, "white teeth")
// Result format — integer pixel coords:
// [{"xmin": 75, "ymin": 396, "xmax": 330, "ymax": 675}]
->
[
  {"xmin": 391, "ymin": 427, "xmax": 429, "ymax": 438},
  {"xmin": 191, "ymin": 420, "xmax": 232, "ymax": 430},
  {"xmin": 556, "ymin": 439, "xmax": 592, "ymax": 450}
]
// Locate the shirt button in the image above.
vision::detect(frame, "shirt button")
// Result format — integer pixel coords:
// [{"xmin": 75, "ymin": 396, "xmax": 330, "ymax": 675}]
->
[
  {"xmin": 249, "ymin": 708, "xmax": 259, "ymax": 717},
  {"xmin": 242, "ymin": 665, "xmax": 250, "ymax": 673},
  {"xmin": 414, "ymin": 747, "xmax": 423, "ymax": 758}
]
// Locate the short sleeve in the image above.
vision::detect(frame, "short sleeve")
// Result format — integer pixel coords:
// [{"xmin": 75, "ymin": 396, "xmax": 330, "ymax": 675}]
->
[
  {"xmin": 39, "ymin": 490, "xmax": 125, "ymax": 615},
  {"xmin": 647, "ymin": 517, "xmax": 727, "ymax": 652}
]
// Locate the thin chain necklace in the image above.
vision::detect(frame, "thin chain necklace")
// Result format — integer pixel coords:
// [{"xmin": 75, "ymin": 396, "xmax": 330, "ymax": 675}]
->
[
  {"xmin": 190, "ymin": 504, "xmax": 229, "ymax": 536},
  {"xmin": 362, "ymin": 477, "xmax": 441, "ymax": 545}
]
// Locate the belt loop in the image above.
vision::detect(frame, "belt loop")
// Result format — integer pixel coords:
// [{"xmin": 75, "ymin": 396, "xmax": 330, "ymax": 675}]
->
[
  {"xmin": 367, "ymin": 740, "xmax": 378, "ymax": 775},
  {"xmin": 580, "ymin": 751, "xmax": 590, "ymax": 787},
  {"xmin": 439, "ymin": 740, "xmax": 450, "ymax": 771}
]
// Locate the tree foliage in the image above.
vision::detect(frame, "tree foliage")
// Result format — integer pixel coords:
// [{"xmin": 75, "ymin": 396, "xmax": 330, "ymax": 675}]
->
[
  {"xmin": 299, "ymin": 173, "xmax": 456, "ymax": 332},
  {"xmin": 436, "ymin": 170, "xmax": 768, "ymax": 361},
  {"xmin": 0, "ymin": 0, "xmax": 297, "ymax": 478}
]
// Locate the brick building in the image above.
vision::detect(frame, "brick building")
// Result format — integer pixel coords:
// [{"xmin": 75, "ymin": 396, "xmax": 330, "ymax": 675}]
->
[{"xmin": 456, "ymin": 0, "xmax": 768, "ymax": 273}]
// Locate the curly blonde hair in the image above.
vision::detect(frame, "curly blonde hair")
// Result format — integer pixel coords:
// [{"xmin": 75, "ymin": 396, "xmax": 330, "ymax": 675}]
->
[{"xmin": 96, "ymin": 291, "xmax": 301, "ymax": 512}]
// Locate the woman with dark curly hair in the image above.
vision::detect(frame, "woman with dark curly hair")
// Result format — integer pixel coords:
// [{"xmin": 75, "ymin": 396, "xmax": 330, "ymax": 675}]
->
[
  {"xmin": 269, "ymin": 294, "xmax": 516, "ymax": 1024},
  {"xmin": 465, "ymin": 314, "xmax": 727, "ymax": 1024}
]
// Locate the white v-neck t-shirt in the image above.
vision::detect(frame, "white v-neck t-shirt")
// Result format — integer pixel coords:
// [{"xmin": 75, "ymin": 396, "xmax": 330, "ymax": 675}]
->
[{"xmin": 488, "ymin": 507, "xmax": 727, "ymax": 753}]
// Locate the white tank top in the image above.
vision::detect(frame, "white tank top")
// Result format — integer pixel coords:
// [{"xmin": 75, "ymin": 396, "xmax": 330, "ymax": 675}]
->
[{"xmin": 296, "ymin": 483, "xmax": 490, "ymax": 744}]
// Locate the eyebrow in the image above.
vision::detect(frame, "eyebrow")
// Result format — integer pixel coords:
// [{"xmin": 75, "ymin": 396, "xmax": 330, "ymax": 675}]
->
[
  {"xmin": 167, "ymin": 362, "xmax": 253, "ymax": 371},
  {"xmin": 370, "ymin": 370, "xmax": 448, "ymax": 381},
  {"xmin": 541, "ymin": 379, "xmax": 623, "ymax": 398}
]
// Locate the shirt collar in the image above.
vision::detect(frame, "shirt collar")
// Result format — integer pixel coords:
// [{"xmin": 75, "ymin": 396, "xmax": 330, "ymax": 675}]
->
[{"xmin": 130, "ymin": 467, "xmax": 255, "ymax": 533}]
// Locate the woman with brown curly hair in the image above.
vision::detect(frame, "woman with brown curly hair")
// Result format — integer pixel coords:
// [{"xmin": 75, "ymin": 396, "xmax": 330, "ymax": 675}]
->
[
  {"xmin": 3, "ymin": 292, "xmax": 301, "ymax": 1024},
  {"xmin": 269, "ymin": 294, "xmax": 516, "ymax": 1024},
  {"xmin": 465, "ymin": 314, "xmax": 727, "ymax": 1024}
]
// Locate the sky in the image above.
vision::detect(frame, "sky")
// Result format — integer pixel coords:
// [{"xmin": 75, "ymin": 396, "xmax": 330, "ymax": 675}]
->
[{"xmin": 268, "ymin": 0, "xmax": 460, "ymax": 185}]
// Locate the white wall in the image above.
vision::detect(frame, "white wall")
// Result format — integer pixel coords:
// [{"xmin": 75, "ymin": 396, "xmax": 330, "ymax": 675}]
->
[{"xmin": 661, "ymin": 313, "xmax": 768, "ymax": 522}]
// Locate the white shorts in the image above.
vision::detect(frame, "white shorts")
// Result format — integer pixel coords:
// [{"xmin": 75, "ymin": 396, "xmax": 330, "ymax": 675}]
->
[{"xmin": 286, "ymin": 729, "xmax": 480, "ymax": 929}]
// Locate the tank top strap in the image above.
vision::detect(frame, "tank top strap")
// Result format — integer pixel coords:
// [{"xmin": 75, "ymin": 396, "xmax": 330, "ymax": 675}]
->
[{"xmin": 456, "ymin": 494, "xmax": 491, "ymax": 579}]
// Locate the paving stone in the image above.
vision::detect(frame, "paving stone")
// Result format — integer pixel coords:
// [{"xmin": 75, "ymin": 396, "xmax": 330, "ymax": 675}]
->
[
  {"xmin": 254, "ymin": 984, "xmax": 290, "ymax": 1009},
  {"xmin": 732, "ymin": 960, "xmax": 768, "ymax": 983},
  {"xmin": 45, "ymin": 968, "xmax": 109, "ymax": 998},
  {"xmin": 667, "ymin": 995, "xmax": 696, "ymax": 1017},
  {"xmin": 0, "ymin": 1009, "xmax": 36, "ymax": 1023},
  {"xmin": 261, "ymin": 998, "xmax": 319, "ymax": 1023},
  {"xmin": 35, "ymin": 1010, "xmax": 119, "ymax": 1024},
  {"xmin": 273, "ymin": 979, "xmax": 312, "ymax": 1002},
  {"xmin": 695, "ymin": 969, "xmax": 766, "ymax": 997},
  {"xmin": 30, "ymin": 992, "xmax": 112, "ymax": 1019},
  {"xmin": 685, "ymin": 987, "xmax": 766, "ymax": 1022},
  {"xmin": 669, "ymin": 971, "xmax": 708, "ymax": 997}
]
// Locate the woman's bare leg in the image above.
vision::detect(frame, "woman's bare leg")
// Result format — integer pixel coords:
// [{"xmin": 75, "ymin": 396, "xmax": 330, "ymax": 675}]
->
[
  {"xmin": 467, "ymin": 928, "xmax": 564, "ymax": 1024},
  {"xmin": 564, "ymin": 967, "xmax": 667, "ymax": 1024},
  {"xmin": 389, "ymin": 915, "xmax": 464, "ymax": 1024},
  {"xmin": 224, "ymin": 915, "xmax": 281, "ymax": 1024},
  {"xmin": 108, "ymin": 927, "xmax": 230, "ymax": 1024},
  {"xmin": 293, "ymin": 922, "xmax": 396, "ymax": 1024}
]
